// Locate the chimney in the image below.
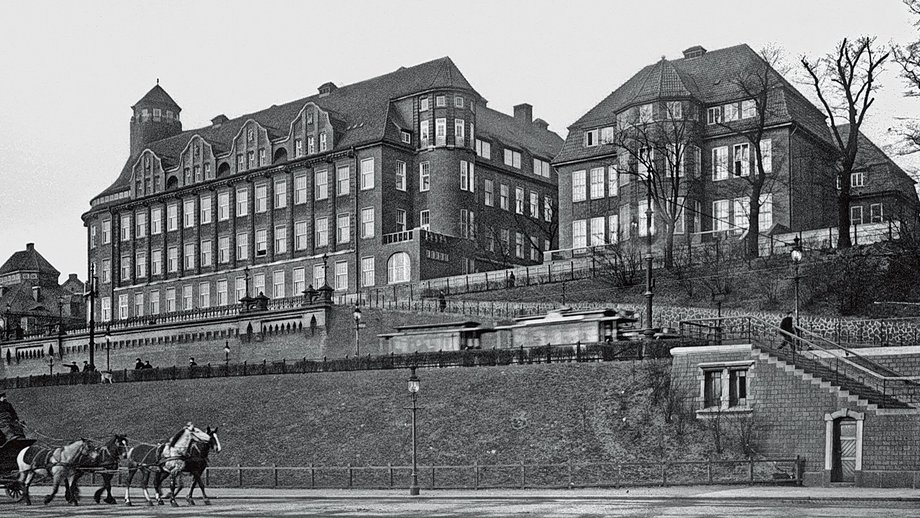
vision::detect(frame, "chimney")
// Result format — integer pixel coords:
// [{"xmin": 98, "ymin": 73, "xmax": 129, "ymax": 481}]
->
[
  {"xmin": 513, "ymin": 103, "xmax": 533, "ymax": 125},
  {"xmin": 533, "ymin": 118, "xmax": 549, "ymax": 131},
  {"xmin": 318, "ymin": 82, "xmax": 338, "ymax": 97},
  {"xmin": 26, "ymin": 243, "xmax": 34, "ymax": 252},
  {"xmin": 68, "ymin": 273, "xmax": 79, "ymax": 282},
  {"xmin": 32, "ymin": 286, "xmax": 40, "ymax": 302},
  {"xmin": 682, "ymin": 45, "xmax": 707, "ymax": 59},
  {"xmin": 211, "ymin": 114, "xmax": 229, "ymax": 127}
]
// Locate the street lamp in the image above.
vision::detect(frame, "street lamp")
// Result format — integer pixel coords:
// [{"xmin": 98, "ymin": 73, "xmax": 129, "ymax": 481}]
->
[
  {"xmin": 407, "ymin": 366, "xmax": 420, "ymax": 496},
  {"xmin": 104, "ymin": 326, "xmax": 112, "ymax": 372},
  {"xmin": 58, "ymin": 294, "xmax": 64, "ymax": 335},
  {"xmin": 353, "ymin": 305, "xmax": 362, "ymax": 357},
  {"xmin": 86, "ymin": 263, "xmax": 98, "ymax": 370},
  {"xmin": 643, "ymin": 178, "xmax": 655, "ymax": 338},
  {"xmin": 224, "ymin": 341, "xmax": 231, "ymax": 366},
  {"xmin": 791, "ymin": 236, "xmax": 804, "ymax": 326}
]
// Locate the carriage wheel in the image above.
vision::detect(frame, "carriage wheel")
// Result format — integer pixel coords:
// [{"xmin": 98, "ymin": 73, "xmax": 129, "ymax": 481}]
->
[{"xmin": 6, "ymin": 481, "xmax": 24, "ymax": 502}]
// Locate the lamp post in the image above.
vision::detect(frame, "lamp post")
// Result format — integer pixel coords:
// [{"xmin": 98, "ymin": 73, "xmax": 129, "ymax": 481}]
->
[
  {"xmin": 86, "ymin": 263, "xmax": 97, "ymax": 370},
  {"xmin": 791, "ymin": 236, "xmax": 804, "ymax": 326},
  {"xmin": 322, "ymin": 253, "xmax": 330, "ymax": 287},
  {"xmin": 224, "ymin": 341, "xmax": 231, "ymax": 366},
  {"xmin": 407, "ymin": 366, "xmax": 420, "ymax": 496},
  {"xmin": 353, "ymin": 305, "xmax": 362, "ymax": 357},
  {"xmin": 5, "ymin": 302, "xmax": 11, "ymax": 340},
  {"xmin": 104, "ymin": 326, "xmax": 112, "ymax": 372},
  {"xmin": 643, "ymin": 178, "xmax": 655, "ymax": 338},
  {"xmin": 244, "ymin": 267, "xmax": 251, "ymax": 299},
  {"xmin": 58, "ymin": 294, "xmax": 64, "ymax": 335}
]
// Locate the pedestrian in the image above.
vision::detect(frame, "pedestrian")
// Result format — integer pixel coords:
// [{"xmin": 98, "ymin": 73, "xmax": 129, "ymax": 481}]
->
[
  {"xmin": 143, "ymin": 360, "xmax": 153, "ymax": 369},
  {"xmin": 779, "ymin": 311, "xmax": 795, "ymax": 350},
  {"xmin": 68, "ymin": 361, "xmax": 79, "ymax": 373},
  {"xmin": 507, "ymin": 271, "xmax": 516, "ymax": 288},
  {"xmin": 0, "ymin": 393, "xmax": 25, "ymax": 441},
  {"xmin": 134, "ymin": 358, "xmax": 143, "ymax": 370},
  {"xmin": 438, "ymin": 290, "xmax": 446, "ymax": 313},
  {"xmin": 188, "ymin": 357, "xmax": 197, "ymax": 367},
  {"xmin": 82, "ymin": 361, "xmax": 93, "ymax": 372}
]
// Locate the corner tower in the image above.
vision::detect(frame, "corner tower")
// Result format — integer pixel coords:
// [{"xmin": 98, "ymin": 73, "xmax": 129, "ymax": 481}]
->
[{"xmin": 130, "ymin": 83, "xmax": 182, "ymax": 156}]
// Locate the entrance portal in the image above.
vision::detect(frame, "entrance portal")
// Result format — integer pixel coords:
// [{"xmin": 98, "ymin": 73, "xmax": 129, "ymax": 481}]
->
[{"xmin": 832, "ymin": 417, "xmax": 857, "ymax": 482}]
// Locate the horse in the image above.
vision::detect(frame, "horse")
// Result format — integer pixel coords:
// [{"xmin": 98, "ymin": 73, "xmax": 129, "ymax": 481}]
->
[
  {"xmin": 16, "ymin": 439, "xmax": 91, "ymax": 505},
  {"xmin": 157, "ymin": 426, "xmax": 221, "ymax": 506},
  {"xmin": 123, "ymin": 423, "xmax": 211, "ymax": 506},
  {"xmin": 67, "ymin": 434, "xmax": 129, "ymax": 505}
]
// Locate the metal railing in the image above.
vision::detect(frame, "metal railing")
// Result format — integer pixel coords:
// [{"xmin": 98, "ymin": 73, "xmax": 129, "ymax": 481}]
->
[{"xmin": 679, "ymin": 315, "xmax": 920, "ymax": 408}]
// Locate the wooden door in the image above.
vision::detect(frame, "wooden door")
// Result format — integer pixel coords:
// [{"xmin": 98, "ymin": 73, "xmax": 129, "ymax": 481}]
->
[{"xmin": 832, "ymin": 418, "xmax": 857, "ymax": 482}]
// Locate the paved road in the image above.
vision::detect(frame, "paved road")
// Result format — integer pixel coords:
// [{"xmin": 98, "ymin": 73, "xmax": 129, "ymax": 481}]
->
[{"xmin": 1, "ymin": 487, "xmax": 918, "ymax": 517}]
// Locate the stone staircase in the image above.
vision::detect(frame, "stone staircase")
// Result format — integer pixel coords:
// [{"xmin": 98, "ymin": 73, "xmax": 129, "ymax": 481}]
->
[{"xmin": 753, "ymin": 342, "xmax": 914, "ymax": 411}]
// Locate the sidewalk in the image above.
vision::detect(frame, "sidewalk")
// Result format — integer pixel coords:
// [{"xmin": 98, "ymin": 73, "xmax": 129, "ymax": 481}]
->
[{"xmin": 189, "ymin": 485, "xmax": 920, "ymax": 501}]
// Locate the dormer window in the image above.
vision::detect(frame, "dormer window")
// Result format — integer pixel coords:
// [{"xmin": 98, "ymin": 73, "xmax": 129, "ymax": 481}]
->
[
  {"xmin": 166, "ymin": 110, "xmax": 174, "ymax": 120},
  {"xmin": 436, "ymin": 95, "xmax": 446, "ymax": 107},
  {"xmin": 141, "ymin": 108, "xmax": 150, "ymax": 121},
  {"xmin": 307, "ymin": 112, "xmax": 314, "ymax": 124},
  {"xmin": 194, "ymin": 144, "xmax": 200, "ymax": 157},
  {"xmin": 204, "ymin": 163, "xmax": 212, "ymax": 179},
  {"xmin": 420, "ymin": 97, "xmax": 429, "ymax": 111},
  {"xmin": 401, "ymin": 130, "xmax": 411, "ymax": 144},
  {"xmin": 295, "ymin": 138, "xmax": 303, "ymax": 157},
  {"xmin": 455, "ymin": 96, "xmax": 464, "ymax": 108},
  {"xmin": 584, "ymin": 129, "xmax": 599, "ymax": 147},
  {"xmin": 308, "ymin": 136, "xmax": 316, "ymax": 154},
  {"xmin": 153, "ymin": 108, "xmax": 162, "ymax": 121},
  {"xmin": 248, "ymin": 128, "xmax": 254, "ymax": 142},
  {"xmin": 320, "ymin": 132, "xmax": 328, "ymax": 152},
  {"xmin": 144, "ymin": 156, "xmax": 151, "ymax": 168}
]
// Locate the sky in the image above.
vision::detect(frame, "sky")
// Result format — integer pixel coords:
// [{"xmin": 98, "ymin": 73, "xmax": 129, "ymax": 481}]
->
[{"xmin": 1, "ymin": 0, "xmax": 918, "ymax": 281}]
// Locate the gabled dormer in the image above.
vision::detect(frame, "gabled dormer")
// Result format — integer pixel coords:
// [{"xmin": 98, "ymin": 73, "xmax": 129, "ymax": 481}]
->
[
  {"xmin": 287, "ymin": 102, "xmax": 340, "ymax": 159},
  {"xmin": 130, "ymin": 149, "xmax": 166, "ymax": 197},
  {"xmin": 229, "ymin": 120, "xmax": 272, "ymax": 174},
  {"xmin": 177, "ymin": 135, "xmax": 217, "ymax": 187}
]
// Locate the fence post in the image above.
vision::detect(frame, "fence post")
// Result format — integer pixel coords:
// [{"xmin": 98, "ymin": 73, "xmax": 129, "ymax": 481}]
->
[
  {"xmin": 474, "ymin": 461, "xmax": 479, "ymax": 489},
  {"xmin": 431, "ymin": 466, "xmax": 435, "ymax": 489},
  {"xmin": 273, "ymin": 464, "xmax": 278, "ymax": 488},
  {"xmin": 707, "ymin": 456, "xmax": 713, "ymax": 484},
  {"xmin": 795, "ymin": 455, "xmax": 803, "ymax": 486},
  {"xmin": 567, "ymin": 458, "xmax": 573, "ymax": 488},
  {"xmin": 576, "ymin": 341, "xmax": 581, "ymax": 362},
  {"xmin": 661, "ymin": 462, "xmax": 667, "ymax": 485},
  {"xmin": 388, "ymin": 463, "xmax": 394, "ymax": 488},
  {"xmin": 748, "ymin": 457, "xmax": 754, "ymax": 483},
  {"xmin": 348, "ymin": 464, "xmax": 353, "ymax": 488},
  {"xmin": 310, "ymin": 463, "xmax": 315, "ymax": 488},
  {"xmin": 520, "ymin": 461, "xmax": 525, "ymax": 489},
  {"xmin": 238, "ymin": 463, "xmax": 243, "ymax": 488}
]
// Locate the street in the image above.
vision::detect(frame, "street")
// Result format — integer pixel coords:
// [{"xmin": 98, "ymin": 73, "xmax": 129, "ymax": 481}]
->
[{"xmin": 1, "ymin": 487, "xmax": 917, "ymax": 517}]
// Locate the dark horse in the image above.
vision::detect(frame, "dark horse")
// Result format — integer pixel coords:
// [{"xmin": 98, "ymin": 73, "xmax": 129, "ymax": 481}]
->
[
  {"xmin": 155, "ymin": 426, "xmax": 220, "ymax": 505},
  {"xmin": 123, "ymin": 423, "xmax": 210, "ymax": 506},
  {"xmin": 68, "ymin": 434, "xmax": 129, "ymax": 505}
]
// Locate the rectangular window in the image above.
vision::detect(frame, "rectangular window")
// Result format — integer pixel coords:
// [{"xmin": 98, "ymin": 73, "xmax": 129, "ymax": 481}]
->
[
  {"xmin": 666, "ymin": 101, "xmax": 682, "ymax": 119},
  {"xmin": 255, "ymin": 183, "xmax": 268, "ymax": 213},
  {"xmin": 396, "ymin": 209, "xmax": 407, "ymax": 231},
  {"xmin": 236, "ymin": 188, "xmax": 249, "ymax": 216},
  {"xmin": 236, "ymin": 233, "xmax": 249, "ymax": 259},
  {"xmin": 336, "ymin": 166, "xmax": 350, "ymax": 196},
  {"xmin": 733, "ymin": 143, "xmax": 750, "ymax": 177},
  {"xmin": 503, "ymin": 149, "xmax": 522, "ymax": 168},
  {"xmin": 150, "ymin": 291, "xmax": 160, "ymax": 314},
  {"xmin": 167, "ymin": 246, "xmax": 178, "ymax": 272},
  {"xmin": 460, "ymin": 209, "xmax": 475, "ymax": 239},
  {"xmin": 741, "ymin": 99, "xmax": 757, "ymax": 119},
  {"xmin": 308, "ymin": 136, "xmax": 316, "ymax": 155},
  {"xmin": 219, "ymin": 236, "xmax": 230, "ymax": 263},
  {"xmin": 639, "ymin": 103, "xmax": 654, "ymax": 123},
  {"xmin": 272, "ymin": 270, "xmax": 285, "ymax": 298},
  {"xmin": 295, "ymin": 138, "xmax": 303, "ymax": 157},
  {"xmin": 870, "ymin": 203, "xmax": 883, "ymax": 223},
  {"xmin": 674, "ymin": 197, "xmax": 686, "ymax": 235},
  {"xmin": 475, "ymin": 139, "xmax": 491, "ymax": 159},
  {"xmin": 313, "ymin": 264, "xmax": 325, "ymax": 289},
  {"xmin": 183, "ymin": 285, "xmax": 193, "ymax": 311},
  {"xmin": 253, "ymin": 274, "xmax": 265, "ymax": 297},
  {"xmin": 101, "ymin": 296, "xmax": 111, "ymax": 321},
  {"xmin": 102, "ymin": 218, "xmax": 111, "ymax": 243},
  {"xmin": 590, "ymin": 216, "xmax": 605, "ymax": 246},
  {"xmin": 294, "ymin": 174, "xmax": 307, "ymax": 204},
  {"xmin": 201, "ymin": 240, "xmax": 212, "ymax": 266},
  {"xmin": 120, "ymin": 214, "xmax": 131, "ymax": 241},
  {"xmin": 484, "ymin": 179, "xmax": 494, "ymax": 206},
  {"xmin": 704, "ymin": 370, "xmax": 723, "ymax": 408},
  {"xmin": 515, "ymin": 187, "xmax": 524, "ymax": 214},
  {"xmin": 295, "ymin": 220, "xmax": 308, "ymax": 250},
  {"xmin": 118, "ymin": 294, "xmax": 129, "ymax": 320},
  {"xmin": 500, "ymin": 184, "xmax": 509, "ymax": 210},
  {"xmin": 360, "ymin": 158, "xmax": 374, "ymax": 190},
  {"xmin": 572, "ymin": 220, "xmax": 587, "ymax": 248},
  {"xmin": 638, "ymin": 147, "xmax": 654, "ymax": 178},
  {"xmin": 235, "ymin": 277, "xmax": 246, "ymax": 302},
  {"xmin": 121, "ymin": 255, "xmax": 131, "ymax": 281},
  {"xmin": 274, "ymin": 179, "xmax": 287, "ymax": 208},
  {"xmin": 90, "ymin": 225, "xmax": 98, "ymax": 249},
  {"xmin": 544, "ymin": 195, "xmax": 553, "ymax": 222},
  {"xmin": 135, "ymin": 251, "xmax": 147, "ymax": 278},
  {"xmin": 361, "ymin": 207, "xmax": 375, "ymax": 238},
  {"xmin": 337, "ymin": 213, "xmax": 351, "ymax": 244},
  {"xmin": 584, "ymin": 129, "xmax": 598, "ymax": 147},
  {"xmin": 183, "ymin": 199, "xmax": 195, "ymax": 228},
  {"xmin": 401, "ymin": 130, "xmax": 411, "ymax": 144},
  {"xmin": 198, "ymin": 282, "xmax": 211, "ymax": 308},
  {"xmin": 259, "ymin": 149, "xmax": 267, "ymax": 167},
  {"xmin": 395, "ymin": 161, "xmax": 407, "ymax": 191},
  {"xmin": 315, "ymin": 169, "xmax": 328, "ymax": 200},
  {"xmin": 460, "ymin": 160, "xmax": 474, "ymax": 191},
  {"xmin": 151, "ymin": 208, "xmax": 162, "ymax": 235},
  {"xmin": 274, "ymin": 225, "xmax": 287, "ymax": 253},
  {"xmin": 435, "ymin": 118, "xmax": 446, "ymax": 146},
  {"xmin": 334, "ymin": 261, "xmax": 348, "ymax": 291},
  {"xmin": 759, "ymin": 193, "xmax": 774, "ymax": 231},
  {"xmin": 135, "ymin": 212, "xmax": 147, "ymax": 238},
  {"xmin": 619, "ymin": 205, "xmax": 630, "ymax": 240},
  {"xmin": 436, "ymin": 95, "xmax": 446, "ymax": 107},
  {"xmin": 759, "ymin": 139, "xmax": 773, "ymax": 174},
  {"xmin": 733, "ymin": 197, "xmax": 750, "ymax": 231},
  {"xmin": 419, "ymin": 210, "xmax": 429, "ymax": 230},
  {"xmin": 712, "ymin": 146, "xmax": 729, "ymax": 181},
  {"xmin": 420, "ymin": 120, "xmax": 430, "ymax": 147},
  {"xmin": 455, "ymin": 118, "xmax": 465, "ymax": 147},
  {"xmin": 218, "ymin": 191, "xmax": 230, "ymax": 221},
  {"xmin": 590, "ymin": 167, "xmax": 605, "ymax": 199},
  {"xmin": 600, "ymin": 127, "xmax": 615, "ymax": 145},
  {"xmin": 852, "ymin": 171, "xmax": 865, "ymax": 187},
  {"xmin": 199, "ymin": 195, "xmax": 212, "ymax": 224},
  {"xmin": 256, "ymin": 228, "xmax": 268, "ymax": 255},
  {"xmin": 455, "ymin": 96, "xmax": 464, "ymax": 108},
  {"xmin": 638, "ymin": 199, "xmax": 655, "ymax": 236},
  {"xmin": 572, "ymin": 170, "xmax": 587, "ymax": 202},
  {"xmin": 315, "ymin": 217, "xmax": 329, "ymax": 247},
  {"xmin": 724, "ymin": 102, "xmax": 740, "ymax": 122},
  {"xmin": 729, "ymin": 369, "xmax": 748, "ymax": 407},
  {"xmin": 361, "ymin": 257, "xmax": 375, "ymax": 287},
  {"xmin": 713, "ymin": 199, "xmax": 730, "ymax": 232},
  {"xmin": 217, "ymin": 279, "xmax": 228, "ymax": 306},
  {"xmin": 247, "ymin": 151, "xmax": 255, "ymax": 168},
  {"xmin": 151, "ymin": 249, "xmax": 162, "ymax": 276},
  {"xmin": 165, "ymin": 288, "xmax": 176, "ymax": 313},
  {"xmin": 184, "ymin": 243, "xmax": 195, "ymax": 269},
  {"xmin": 607, "ymin": 165, "xmax": 619, "ymax": 197},
  {"xmin": 529, "ymin": 191, "xmax": 538, "ymax": 218},
  {"xmin": 707, "ymin": 106, "xmax": 722, "ymax": 125},
  {"xmin": 515, "ymin": 232, "xmax": 524, "ymax": 258},
  {"xmin": 237, "ymin": 154, "xmax": 244, "ymax": 171},
  {"xmin": 293, "ymin": 267, "xmax": 305, "ymax": 295},
  {"xmin": 608, "ymin": 214, "xmax": 619, "ymax": 244},
  {"xmin": 419, "ymin": 162, "xmax": 430, "ymax": 192}
]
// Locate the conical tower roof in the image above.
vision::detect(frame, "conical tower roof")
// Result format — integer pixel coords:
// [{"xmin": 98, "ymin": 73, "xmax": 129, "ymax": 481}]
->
[
  {"xmin": 132, "ymin": 84, "xmax": 180, "ymax": 110},
  {"xmin": 0, "ymin": 243, "xmax": 60, "ymax": 277}
]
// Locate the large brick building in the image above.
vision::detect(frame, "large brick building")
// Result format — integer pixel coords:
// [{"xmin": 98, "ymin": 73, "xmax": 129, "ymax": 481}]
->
[
  {"xmin": 552, "ymin": 44, "xmax": 870, "ymax": 255},
  {"xmin": 83, "ymin": 58, "xmax": 562, "ymax": 323}
]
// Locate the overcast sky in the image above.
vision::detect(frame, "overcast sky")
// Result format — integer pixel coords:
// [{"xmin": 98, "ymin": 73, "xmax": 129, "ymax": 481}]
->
[{"xmin": 1, "ymin": 0, "xmax": 917, "ymax": 280}]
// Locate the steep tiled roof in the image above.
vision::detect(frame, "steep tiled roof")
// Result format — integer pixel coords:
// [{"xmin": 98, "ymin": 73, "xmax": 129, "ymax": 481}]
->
[
  {"xmin": 839, "ymin": 124, "xmax": 918, "ymax": 195},
  {"xmin": 0, "ymin": 244, "xmax": 60, "ymax": 277},
  {"xmin": 555, "ymin": 44, "xmax": 832, "ymax": 164},
  {"xmin": 133, "ymin": 84, "xmax": 181, "ymax": 110},
  {"xmin": 477, "ymin": 106, "xmax": 564, "ymax": 161},
  {"xmin": 96, "ymin": 57, "xmax": 480, "ymax": 200}
]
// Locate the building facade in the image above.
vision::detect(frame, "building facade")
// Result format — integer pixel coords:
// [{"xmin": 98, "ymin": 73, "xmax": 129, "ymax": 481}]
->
[
  {"xmin": 83, "ymin": 58, "xmax": 562, "ymax": 324},
  {"xmin": 552, "ymin": 44, "xmax": 841, "ymax": 256}
]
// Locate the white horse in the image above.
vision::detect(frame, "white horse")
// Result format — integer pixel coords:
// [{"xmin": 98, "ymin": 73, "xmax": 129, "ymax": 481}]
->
[
  {"xmin": 16, "ymin": 439, "xmax": 90, "ymax": 505},
  {"xmin": 123, "ymin": 423, "xmax": 211, "ymax": 506}
]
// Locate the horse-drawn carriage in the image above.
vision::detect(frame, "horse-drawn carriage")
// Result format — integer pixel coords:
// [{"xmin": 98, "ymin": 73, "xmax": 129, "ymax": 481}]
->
[{"xmin": 0, "ymin": 437, "xmax": 35, "ymax": 501}]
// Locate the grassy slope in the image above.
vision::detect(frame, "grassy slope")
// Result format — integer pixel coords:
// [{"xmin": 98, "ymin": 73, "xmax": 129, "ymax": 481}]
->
[{"xmin": 15, "ymin": 361, "xmax": 719, "ymax": 469}]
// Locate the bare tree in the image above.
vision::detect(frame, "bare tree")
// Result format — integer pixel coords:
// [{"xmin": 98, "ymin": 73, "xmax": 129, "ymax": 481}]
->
[
  {"xmin": 715, "ymin": 46, "xmax": 790, "ymax": 258},
  {"xmin": 613, "ymin": 101, "xmax": 700, "ymax": 268},
  {"xmin": 802, "ymin": 37, "xmax": 890, "ymax": 249},
  {"xmin": 893, "ymin": 1, "xmax": 920, "ymax": 153}
]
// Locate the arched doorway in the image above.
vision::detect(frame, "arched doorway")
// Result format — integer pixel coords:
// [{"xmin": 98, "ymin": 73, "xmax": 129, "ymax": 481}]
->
[{"xmin": 824, "ymin": 409, "xmax": 863, "ymax": 483}]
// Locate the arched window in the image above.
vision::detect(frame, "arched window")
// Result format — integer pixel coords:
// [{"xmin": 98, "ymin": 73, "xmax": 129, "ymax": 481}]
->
[
  {"xmin": 273, "ymin": 148, "xmax": 288, "ymax": 164},
  {"xmin": 165, "ymin": 176, "xmax": 179, "ymax": 191},
  {"xmin": 217, "ymin": 162, "xmax": 231, "ymax": 177},
  {"xmin": 387, "ymin": 252, "xmax": 411, "ymax": 284}
]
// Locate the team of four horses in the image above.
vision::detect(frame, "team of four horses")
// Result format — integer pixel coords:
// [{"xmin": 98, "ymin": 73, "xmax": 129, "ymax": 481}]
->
[{"xmin": 14, "ymin": 423, "xmax": 221, "ymax": 506}]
